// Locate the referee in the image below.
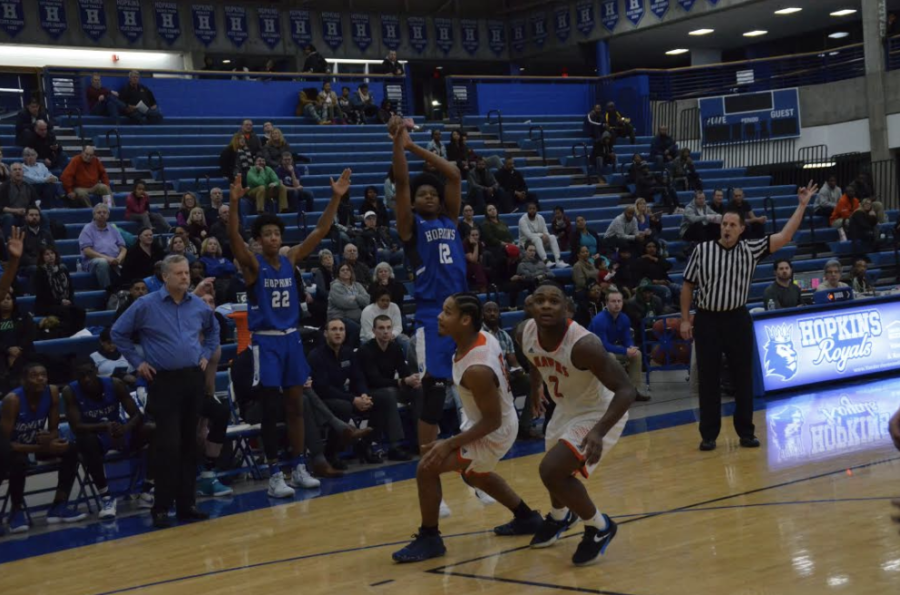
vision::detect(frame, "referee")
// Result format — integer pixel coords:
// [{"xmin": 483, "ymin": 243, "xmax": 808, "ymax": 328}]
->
[{"xmin": 680, "ymin": 182, "xmax": 817, "ymax": 451}]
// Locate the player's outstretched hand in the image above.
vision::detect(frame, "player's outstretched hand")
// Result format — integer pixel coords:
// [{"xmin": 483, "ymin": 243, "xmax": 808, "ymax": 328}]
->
[
  {"xmin": 387, "ymin": 115, "xmax": 413, "ymax": 149},
  {"xmin": 330, "ymin": 168, "xmax": 352, "ymax": 197},
  {"xmin": 797, "ymin": 180, "xmax": 819, "ymax": 207},
  {"xmin": 889, "ymin": 408, "xmax": 900, "ymax": 451},
  {"xmin": 230, "ymin": 174, "xmax": 247, "ymax": 202},
  {"xmin": 6, "ymin": 227, "xmax": 22, "ymax": 260},
  {"xmin": 580, "ymin": 428, "xmax": 605, "ymax": 467}
]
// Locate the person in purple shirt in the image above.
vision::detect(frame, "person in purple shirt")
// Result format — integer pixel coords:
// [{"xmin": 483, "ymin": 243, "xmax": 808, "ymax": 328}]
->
[
  {"xmin": 587, "ymin": 290, "xmax": 649, "ymax": 401},
  {"xmin": 78, "ymin": 203, "xmax": 126, "ymax": 290}
]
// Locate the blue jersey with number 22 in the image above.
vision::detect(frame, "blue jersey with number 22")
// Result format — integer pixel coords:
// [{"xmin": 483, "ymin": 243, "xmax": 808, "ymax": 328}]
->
[
  {"xmin": 248, "ymin": 254, "xmax": 299, "ymax": 332},
  {"xmin": 411, "ymin": 215, "xmax": 467, "ymax": 303}
]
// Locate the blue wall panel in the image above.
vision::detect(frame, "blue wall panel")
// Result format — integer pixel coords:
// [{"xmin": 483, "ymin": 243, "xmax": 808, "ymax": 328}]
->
[{"xmin": 475, "ymin": 81, "xmax": 594, "ymax": 116}]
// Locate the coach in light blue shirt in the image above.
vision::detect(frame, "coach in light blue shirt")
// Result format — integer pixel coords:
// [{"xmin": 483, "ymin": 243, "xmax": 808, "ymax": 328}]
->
[{"xmin": 111, "ymin": 254, "xmax": 219, "ymax": 528}]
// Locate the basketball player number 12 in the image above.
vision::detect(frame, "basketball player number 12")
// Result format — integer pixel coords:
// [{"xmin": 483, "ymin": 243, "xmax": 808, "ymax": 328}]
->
[
  {"xmin": 548, "ymin": 375, "xmax": 563, "ymax": 399},
  {"xmin": 439, "ymin": 243, "xmax": 453, "ymax": 264}
]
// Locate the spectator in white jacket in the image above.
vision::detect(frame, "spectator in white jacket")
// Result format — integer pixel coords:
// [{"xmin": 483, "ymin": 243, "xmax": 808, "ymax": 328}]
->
[
  {"xmin": 359, "ymin": 287, "xmax": 409, "ymax": 353},
  {"xmin": 604, "ymin": 205, "xmax": 650, "ymax": 252},
  {"xmin": 814, "ymin": 176, "xmax": 842, "ymax": 217},
  {"xmin": 518, "ymin": 201, "xmax": 569, "ymax": 267}
]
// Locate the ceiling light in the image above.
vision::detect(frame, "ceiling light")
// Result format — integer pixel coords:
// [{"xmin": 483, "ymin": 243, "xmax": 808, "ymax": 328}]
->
[
  {"xmin": 221, "ymin": 59, "xmax": 231, "ymax": 64},
  {"xmin": 744, "ymin": 30, "xmax": 768, "ymax": 37},
  {"xmin": 689, "ymin": 28, "xmax": 714, "ymax": 36},
  {"xmin": 803, "ymin": 162, "xmax": 836, "ymax": 169},
  {"xmin": 666, "ymin": 48, "xmax": 689, "ymax": 55},
  {"xmin": 435, "ymin": 66, "xmax": 443, "ymax": 69},
  {"xmin": 774, "ymin": 7, "xmax": 802, "ymax": 15},
  {"xmin": 431, "ymin": 99, "xmax": 441, "ymax": 107},
  {"xmin": 830, "ymin": 9, "xmax": 857, "ymax": 17},
  {"xmin": 829, "ymin": 31, "xmax": 850, "ymax": 39}
]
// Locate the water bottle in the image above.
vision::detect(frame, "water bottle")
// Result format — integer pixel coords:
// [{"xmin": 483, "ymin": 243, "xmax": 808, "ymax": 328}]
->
[
  {"xmin": 767, "ymin": 299, "xmax": 776, "ymax": 311},
  {"xmin": 76, "ymin": 260, "xmax": 83, "ymax": 273}
]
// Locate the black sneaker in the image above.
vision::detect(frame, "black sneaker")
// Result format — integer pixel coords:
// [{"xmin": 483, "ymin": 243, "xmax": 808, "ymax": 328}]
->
[
  {"xmin": 392, "ymin": 531, "xmax": 446, "ymax": 563},
  {"xmin": 493, "ymin": 510, "xmax": 543, "ymax": 536},
  {"xmin": 529, "ymin": 511, "xmax": 580, "ymax": 548},
  {"xmin": 572, "ymin": 516, "xmax": 617, "ymax": 566}
]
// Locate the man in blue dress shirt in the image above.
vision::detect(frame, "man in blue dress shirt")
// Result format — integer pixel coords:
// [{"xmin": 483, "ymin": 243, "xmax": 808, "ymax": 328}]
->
[
  {"xmin": 587, "ymin": 290, "xmax": 650, "ymax": 401},
  {"xmin": 112, "ymin": 254, "xmax": 220, "ymax": 528}
]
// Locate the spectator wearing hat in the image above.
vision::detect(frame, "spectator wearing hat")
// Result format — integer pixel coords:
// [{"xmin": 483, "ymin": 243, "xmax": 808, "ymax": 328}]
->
[{"xmin": 360, "ymin": 210, "xmax": 404, "ymax": 267}]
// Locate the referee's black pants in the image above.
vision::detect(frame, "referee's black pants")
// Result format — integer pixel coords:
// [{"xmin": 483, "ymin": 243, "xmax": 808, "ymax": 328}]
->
[
  {"xmin": 146, "ymin": 367, "xmax": 205, "ymax": 514},
  {"xmin": 694, "ymin": 308, "xmax": 756, "ymax": 442}
]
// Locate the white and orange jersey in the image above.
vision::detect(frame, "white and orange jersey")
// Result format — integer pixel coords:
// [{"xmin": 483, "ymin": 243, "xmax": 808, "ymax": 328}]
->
[
  {"xmin": 452, "ymin": 331, "xmax": 517, "ymax": 431},
  {"xmin": 521, "ymin": 319, "xmax": 615, "ymax": 418}
]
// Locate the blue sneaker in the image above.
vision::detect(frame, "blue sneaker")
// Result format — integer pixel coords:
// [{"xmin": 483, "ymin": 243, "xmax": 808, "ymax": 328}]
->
[
  {"xmin": 197, "ymin": 476, "xmax": 234, "ymax": 497},
  {"xmin": 46, "ymin": 504, "xmax": 87, "ymax": 524},
  {"xmin": 572, "ymin": 515, "xmax": 617, "ymax": 566},
  {"xmin": 494, "ymin": 510, "xmax": 543, "ymax": 536},
  {"xmin": 8, "ymin": 509, "xmax": 29, "ymax": 534},
  {"xmin": 392, "ymin": 531, "xmax": 446, "ymax": 563}
]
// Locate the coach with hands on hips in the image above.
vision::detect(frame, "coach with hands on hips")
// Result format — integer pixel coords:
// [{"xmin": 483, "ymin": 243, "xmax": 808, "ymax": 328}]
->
[
  {"xmin": 112, "ymin": 254, "xmax": 220, "ymax": 528},
  {"xmin": 680, "ymin": 181, "xmax": 817, "ymax": 452}
]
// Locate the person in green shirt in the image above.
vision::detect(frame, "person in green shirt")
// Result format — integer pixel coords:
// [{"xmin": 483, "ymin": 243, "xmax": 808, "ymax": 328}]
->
[{"xmin": 246, "ymin": 156, "xmax": 288, "ymax": 214}]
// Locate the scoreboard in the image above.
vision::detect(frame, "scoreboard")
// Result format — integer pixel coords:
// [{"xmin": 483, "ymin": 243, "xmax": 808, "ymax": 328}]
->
[{"xmin": 698, "ymin": 88, "xmax": 801, "ymax": 146}]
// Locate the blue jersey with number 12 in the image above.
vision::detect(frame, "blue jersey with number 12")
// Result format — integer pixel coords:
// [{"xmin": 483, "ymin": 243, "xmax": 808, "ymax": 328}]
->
[
  {"xmin": 409, "ymin": 214, "xmax": 467, "ymax": 303},
  {"xmin": 248, "ymin": 254, "xmax": 299, "ymax": 332}
]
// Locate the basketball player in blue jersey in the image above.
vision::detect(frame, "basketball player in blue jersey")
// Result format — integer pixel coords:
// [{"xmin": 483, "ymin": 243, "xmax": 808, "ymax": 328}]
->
[
  {"xmin": 64, "ymin": 360, "xmax": 153, "ymax": 519},
  {"xmin": 389, "ymin": 118, "xmax": 467, "ymax": 461},
  {"xmin": 0, "ymin": 363, "xmax": 86, "ymax": 533},
  {"xmin": 228, "ymin": 169, "xmax": 351, "ymax": 498},
  {"xmin": 0, "ymin": 227, "xmax": 23, "ymax": 517}
]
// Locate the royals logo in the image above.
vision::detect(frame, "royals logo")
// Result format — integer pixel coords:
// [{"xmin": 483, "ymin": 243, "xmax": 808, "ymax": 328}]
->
[
  {"xmin": 797, "ymin": 310, "xmax": 881, "ymax": 373},
  {"xmin": 764, "ymin": 323, "xmax": 798, "ymax": 380}
]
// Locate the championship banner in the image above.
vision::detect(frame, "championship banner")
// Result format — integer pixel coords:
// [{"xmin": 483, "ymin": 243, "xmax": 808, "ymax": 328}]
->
[
  {"xmin": 0, "ymin": 0, "xmax": 25, "ymax": 38},
  {"xmin": 600, "ymin": 0, "xmax": 619, "ymax": 32},
  {"xmin": 321, "ymin": 11, "xmax": 343, "ymax": 50},
  {"xmin": 116, "ymin": 0, "xmax": 142, "ymax": 42},
  {"xmin": 434, "ymin": 17, "xmax": 453, "ymax": 54},
  {"xmin": 257, "ymin": 7, "xmax": 280, "ymax": 49},
  {"xmin": 625, "ymin": 0, "xmax": 645, "ymax": 26},
  {"xmin": 289, "ymin": 10, "xmax": 312, "ymax": 48},
  {"xmin": 350, "ymin": 13, "xmax": 372, "ymax": 52},
  {"xmin": 381, "ymin": 14, "xmax": 401, "ymax": 50},
  {"xmin": 531, "ymin": 11, "xmax": 548, "ymax": 47},
  {"xmin": 650, "ymin": 0, "xmax": 670, "ymax": 19},
  {"xmin": 154, "ymin": 2, "xmax": 180, "ymax": 45},
  {"xmin": 576, "ymin": 1, "xmax": 595, "ymax": 36},
  {"xmin": 460, "ymin": 19, "xmax": 479, "ymax": 55},
  {"xmin": 510, "ymin": 19, "xmax": 525, "ymax": 52},
  {"xmin": 678, "ymin": 0, "xmax": 697, "ymax": 10},
  {"xmin": 78, "ymin": 0, "xmax": 106, "ymax": 41},
  {"xmin": 191, "ymin": 4, "xmax": 216, "ymax": 46},
  {"xmin": 554, "ymin": 6, "xmax": 571, "ymax": 43},
  {"xmin": 224, "ymin": 6, "xmax": 247, "ymax": 47},
  {"xmin": 39, "ymin": 0, "xmax": 67, "ymax": 40},
  {"xmin": 408, "ymin": 16, "xmax": 427, "ymax": 54},
  {"xmin": 487, "ymin": 20, "xmax": 505, "ymax": 55}
]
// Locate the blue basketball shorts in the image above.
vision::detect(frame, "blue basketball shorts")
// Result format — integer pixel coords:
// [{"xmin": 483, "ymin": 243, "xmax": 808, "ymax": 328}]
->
[{"xmin": 251, "ymin": 331, "xmax": 311, "ymax": 389}]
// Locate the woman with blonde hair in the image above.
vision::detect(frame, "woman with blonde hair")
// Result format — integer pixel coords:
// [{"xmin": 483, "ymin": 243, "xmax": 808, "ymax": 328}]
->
[
  {"xmin": 176, "ymin": 192, "xmax": 198, "ymax": 227},
  {"xmin": 219, "ymin": 132, "xmax": 254, "ymax": 182},
  {"xmin": 186, "ymin": 206, "xmax": 208, "ymax": 246},
  {"xmin": 199, "ymin": 236, "xmax": 237, "ymax": 278},
  {"xmin": 263, "ymin": 127, "xmax": 292, "ymax": 168}
]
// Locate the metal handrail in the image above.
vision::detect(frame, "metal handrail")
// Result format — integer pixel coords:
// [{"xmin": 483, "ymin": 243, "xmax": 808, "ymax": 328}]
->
[
  {"xmin": 64, "ymin": 107, "xmax": 85, "ymax": 148},
  {"xmin": 148, "ymin": 151, "xmax": 172, "ymax": 210},
  {"xmin": 807, "ymin": 206, "xmax": 818, "ymax": 259},
  {"xmin": 762, "ymin": 196, "xmax": 776, "ymax": 230},
  {"xmin": 571, "ymin": 142, "xmax": 591, "ymax": 184},
  {"xmin": 191, "ymin": 172, "xmax": 212, "ymax": 210},
  {"xmin": 528, "ymin": 125, "xmax": 546, "ymax": 167},
  {"xmin": 104, "ymin": 128, "xmax": 127, "ymax": 187},
  {"xmin": 485, "ymin": 110, "xmax": 503, "ymax": 143}
]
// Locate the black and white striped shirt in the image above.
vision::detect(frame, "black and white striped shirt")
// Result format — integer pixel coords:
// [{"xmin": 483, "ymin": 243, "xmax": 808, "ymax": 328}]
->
[{"xmin": 683, "ymin": 237, "xmax": 770, "ymax": 311}]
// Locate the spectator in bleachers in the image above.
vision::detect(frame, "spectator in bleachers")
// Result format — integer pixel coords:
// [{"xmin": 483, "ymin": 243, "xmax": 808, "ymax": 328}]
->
[
  {"xmin": 167, "ymin": 233, "xmax": 196, "ymax": 264},
  {"xmin": 623, "ymin": 281, "xmax": 665, "ymax": 341},
  {"xmin": 817, "ymin": 259, "xmax": 849, "ymax": 292},
  {"xmin": 518, "ymin": 202, "xmax": 567, "ymax": 267},
  {"xmin": 572, "ymin": 245, "xmax": 600, "ymax": 294},
  {"xmin": 200, "ymin": 237, "xmax": 237, "ymax": 279},
  {"xmin": 237, "ymin": 120, "xmax": 263, "ymax": 155},
  {"xmin": 90, "ymin": 328, "xmax": 136, "ymax": 382},
  {"xmin": 1, "ymin": 363, "xmax": 87, "ymax": 532},
  {"xmin": 205, "ymin": 187, "xmax": 224, "ymax": 225},
  {"xmin": 626, "ymin": 153, "xmax": 644, "ymax": 184},
  {"xmin": 14, "ymin": 97, "xmax": 52, "ymax": 147},
  {"xmin": 426, "ymin": 130, "xmax": 446, "ymax": 158},
  {"xmin": 466, "ymin": 157, "xmax": 501, "ymax": 214},
  {"xmin": 22, "ymin": 120, "xmax": 67, "ymax": 172},
  {"xmin": 464, "ymin": 228, "xmax": 489, "ymax": 293},
  {"xmin": 262, "ymin": 128, "xmax": 291, "ymax": 169},
  {"xmin": 0, "ymin": 145, "xmax": 12, "ymax": 183},
  {"xmin": 481, "ymin": 203, "xmax": 515, "ymax": 258},
  {"xmin": 384, "ymin": 168, "xmax": 397, "ymax": 209},
  {"xmin": 550, "ymin": 207, "xmax": 572, "ymax": 251},
  {"xmin": 762, "ymin": 258, "xmax": 801, "ymax": 310},
  {"xmin": 588, "ymin": 290, "xmax": 649, "ymax": 400},
  {"xmin": 377, "ymin": 98, "xmax": 396, "ymax": 124},
  {"xmin": 121, "ymin": 227, "xmax": 165, "ymax": 284},
  {"xmin": 0, "ymin": 163, "xmax": 35, "ymax": 239},
  {"xmin": 359, "ymin": 185, "xmax": 390, "ymax": 228},
  {"xmin": 359, "ymin": 287, "xmax": 405, "ymax": 345},
  {"xmin": 22, "ymin": 207, "xmax": 54, "ymax": 269},
  {"xmin": 604, "ymin": 102, "xmax": 636, "ymax": 145},
  {"xmin": 60, "ymin": 145, "xmax": 111, "ymax": 209},
  {"xmin": 815, "ymin": 176, "xmax": 842, "ymax": 217},
  {"xmin": 446, "ymin": 130, "xmax": 467, "ymax": 174},
  {"xmin": 849, "ymin": 173, "xmax": 874, "ymax": 200},
  {"xmin": 583, "ymin": 104, "xmax": 607, "ymax": 141},
  {"xmin": 457, "ymin": 204, "xmax": 480, "ymax": 242},
  {"xmin": 360, "ymin": 211, "xmax": 403, "ymax": 267},
  {"xmin": 302, "ymin": 43, "xmax": 329, "ymax": 73},
  {"xmin": 574, "ymin": 281, "xmax": 605, "ymax": 327},
  {"xmin": 829, "ymin": 186, "xmax": 859, "ymax": 241},
  {"xmin": 319, "ymin": 82, "xmax": 341, "ymax": 123},
  {"xmin": 247, "ymin": 156, "xmax": 289, "ymax": 214},
  {"xmin": 219, "ymin": 134, "xmax": 254, "ymax": 183},
  {"xmin": 680, "ymin": 191, "xmax": 721, "ymax": 243},
  {"xmin": 709, "ymin": 189, "xmax": 726, "ymax": 216},
  {"xmin": 118, "ymin": 70, "xmax": 163, "ymax": 125},
  {"xmin": 186, "ymin": 207, "xmax": 209, "ymax": 247},
  {"xmin": 342, "ymin": 243, "xmax": 371, "ymax": 285},
  {"xmin": 727, "ymin": 188, "xmax": 766, "ymax": 240},
  {"xmin": 86, "ymin": 73, "xmax": 125, "ymax": 124},
  {"xmin": 113, "ymin": 279, "xmax": 148, "ymax": 322},
  {"xmin": 850, "ymin": 258, "xmax": 875, "ymax": 296},
  {"xmin": 143, "ymin": 261, "xmax": 164, "ymax": 293},
  {"xmin": 649, "ymin": 125, "xmax": 678, "ymax": 170},
  {"xmin": 338, "ymin": 86, "xmax": 360, "ymax": 125},
  {"xmin": 496, "ymin": 157, "xmax": 537, "ymax": 212},
  {"xmin": 298, "ymin": 88, "xmax": 327, "ymax": 124},
  {"xmin": 670, "ymin": 148, "xmax": 701, "ymax": 192},
  {"xmin": 604, "ymin": 205, "xmax": 650, "ymax": 252},
  {"xmin": 369, "ymin": 261, "xmax": 407, "ymax": 307},
  {"xmin": 327, "ymin": 262, "xmax": 370, "ymax": 344},
  {"xmin": 0, "ymin": 290, "xmax": 35, "ymax": 392},
  {"xmin": 634, "ymin": 198, "xmax": 665, "ymax": 252},
  {"xmin": 208, "ymin": 205, "xmax": 246, "ymax": 261},
  {"xmin": 630, "ymin": 240, "xmax": 679, "ymax": 305},
  {"xmin": 21, "ymin": 147, "xmax": 59, "ymax": 207},
  {"xmin": 569, "ymin": 215, "xmax": 603, "ymax": 265},
  {"xmin": 381, "ymin": 50, "xmax": 405, "ymax": 76},
  {"xmin": 351, "ymin": 84, "xmax": 380, "ymax": 123},
  {"xmin": 125, "ymin": 180, "xmax": 170, "ymax": 233},
  {"xmin": 188, "ymin": 261, "xmax": 207, "ymax": 294},
  {"xmin": 310, "ymin": 249, "xmax": 335, "ymax": 322},
  {"xmin": 514, "ymin": 243, "xmax": 551, "ymax": 292},
  {"xmin": 79, "ymin": 203, "xmax": 126, "ymax": 291},
  {"xmin": 848, "ymin": 197, "xmax": 881, "ymax": 247}
]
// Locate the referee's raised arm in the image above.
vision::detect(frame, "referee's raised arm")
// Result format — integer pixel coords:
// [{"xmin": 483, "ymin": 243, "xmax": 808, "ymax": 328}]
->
[{"xmin": 769, "ymin": 181, "xmax": 819, "ymax": 253}]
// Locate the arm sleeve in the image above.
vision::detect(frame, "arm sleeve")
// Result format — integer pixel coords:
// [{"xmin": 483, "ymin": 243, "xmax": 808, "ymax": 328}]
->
[
  {"xmin": 110, "ymin": 300, "xmax": 145, "ymax": 369},
  {"xmin": 518, "ymin": 216, "xmax": 539, "ymax": 243},
  {"xmin": 309, "ymin": 351, "xmax": 354, "ymax": 402},
  {"xmin": 98, "ymin": 161, "xmax": 110, "ymax": 186},
  {"xmin": 747, "ymin": 237, "xmax": 771, "ymax": 262},
  {"xmin": 683, "ymin": 248, "xmax": 700, "ymax": 285}
]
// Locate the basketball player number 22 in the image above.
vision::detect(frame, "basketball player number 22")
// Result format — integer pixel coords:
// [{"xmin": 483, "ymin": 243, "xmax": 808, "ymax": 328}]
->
[
  {"xmin": 548, "ymin": 375, "xmax": 563, "ymax": 399},
  {"xmin": 439, "ymin": 243, "xmax": 453, "ymax": 264},
  {"xmin": 272, "ymin": 290, "xmax": 290, "ymax": 308}
]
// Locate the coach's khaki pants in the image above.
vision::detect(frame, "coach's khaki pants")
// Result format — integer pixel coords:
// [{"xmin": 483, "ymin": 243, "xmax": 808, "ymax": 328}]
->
[
  {"xmin": 610, "ymin": 352, "xmax": 644, "ymax": 391},
  {"xmin": 74, "ymin": 184, "xmax": 111, "ymax": 208}
]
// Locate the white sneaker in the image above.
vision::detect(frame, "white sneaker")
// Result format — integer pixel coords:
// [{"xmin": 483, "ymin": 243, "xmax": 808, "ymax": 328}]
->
[
  {"xmin": 290, "ymin": 464, "xmax": 321, "ymax": 489},
  {"xmin": 99, "ymin": 496, "xmax": 117, "ymax": 519},
  {"xmin": 439, "ymin": 499, "xmax": 452, "ymax": 518},
  {"xmin": 267, "ymin": 471, "xmax": 296, "ymax": 498},
  {"xmin": 137, "ymin": 491, "xmax": 154, "ymax": 509},
  {"xmin": 546, "ymin": 261, "xmax": 557, "ymax": 268},
  {"xmin": 554, "ymin": 261, "xmax": 570, "ymax": 268},
  {"xmin": 473, "ymin": 489, "xmax": 496, "ymax": 505}
]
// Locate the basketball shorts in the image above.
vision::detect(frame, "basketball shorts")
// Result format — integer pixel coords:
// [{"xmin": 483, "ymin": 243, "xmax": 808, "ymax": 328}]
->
[
  {"xmin": 415, "ymin": 302, "xmax": 455, "ymax": 379},
  {"xmin": 98, "ymin": 430, "xmax": 133, "ymax": 454},
  {"xmin": 458, "ymin": 418, "xmax": 518, "ymax": 476},
  {"xmin": 545, "ymin": 411, "xmax": 627, "ymax": 479},
  {"xmin": 252, "ymin": 331, "xmax": 310, "ymax": 389}
]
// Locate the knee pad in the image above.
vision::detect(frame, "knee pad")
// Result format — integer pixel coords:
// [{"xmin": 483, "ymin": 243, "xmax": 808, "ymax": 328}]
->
[{"xmin": 420, "ymin": 376, "xmax": 449, "ymax": 425}]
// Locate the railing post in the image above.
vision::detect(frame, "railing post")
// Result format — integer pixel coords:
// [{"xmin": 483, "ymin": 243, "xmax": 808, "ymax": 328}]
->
[
  {"xmin": 808, "ymin": 207, "xmax": 818, "ymax": 259},
  {"xmin": 105, "ymin": 129, "xmax": 126, "ymax": 187},
  {"xmin": 529, "ymin": 125, "xmax": 546, "ymax": 167}
]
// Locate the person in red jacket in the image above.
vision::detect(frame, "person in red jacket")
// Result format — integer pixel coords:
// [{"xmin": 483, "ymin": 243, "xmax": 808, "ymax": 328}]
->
[
  {"xmin": 829, "ymin": 186, "xmax": 860, "ymax": 241},
  {"xmin": 60, "ymin": 145, "xmax": 112, "ymax": 208},
  {"xmin": 86, "ymin": 73, "xmax": 125, "ymax": 124}
]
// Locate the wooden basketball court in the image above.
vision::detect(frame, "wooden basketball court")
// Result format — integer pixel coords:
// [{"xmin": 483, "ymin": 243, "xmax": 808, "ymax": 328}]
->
[{"xmin": 3, "ymin": 398, "xmax": 899, "ymax": 595}]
